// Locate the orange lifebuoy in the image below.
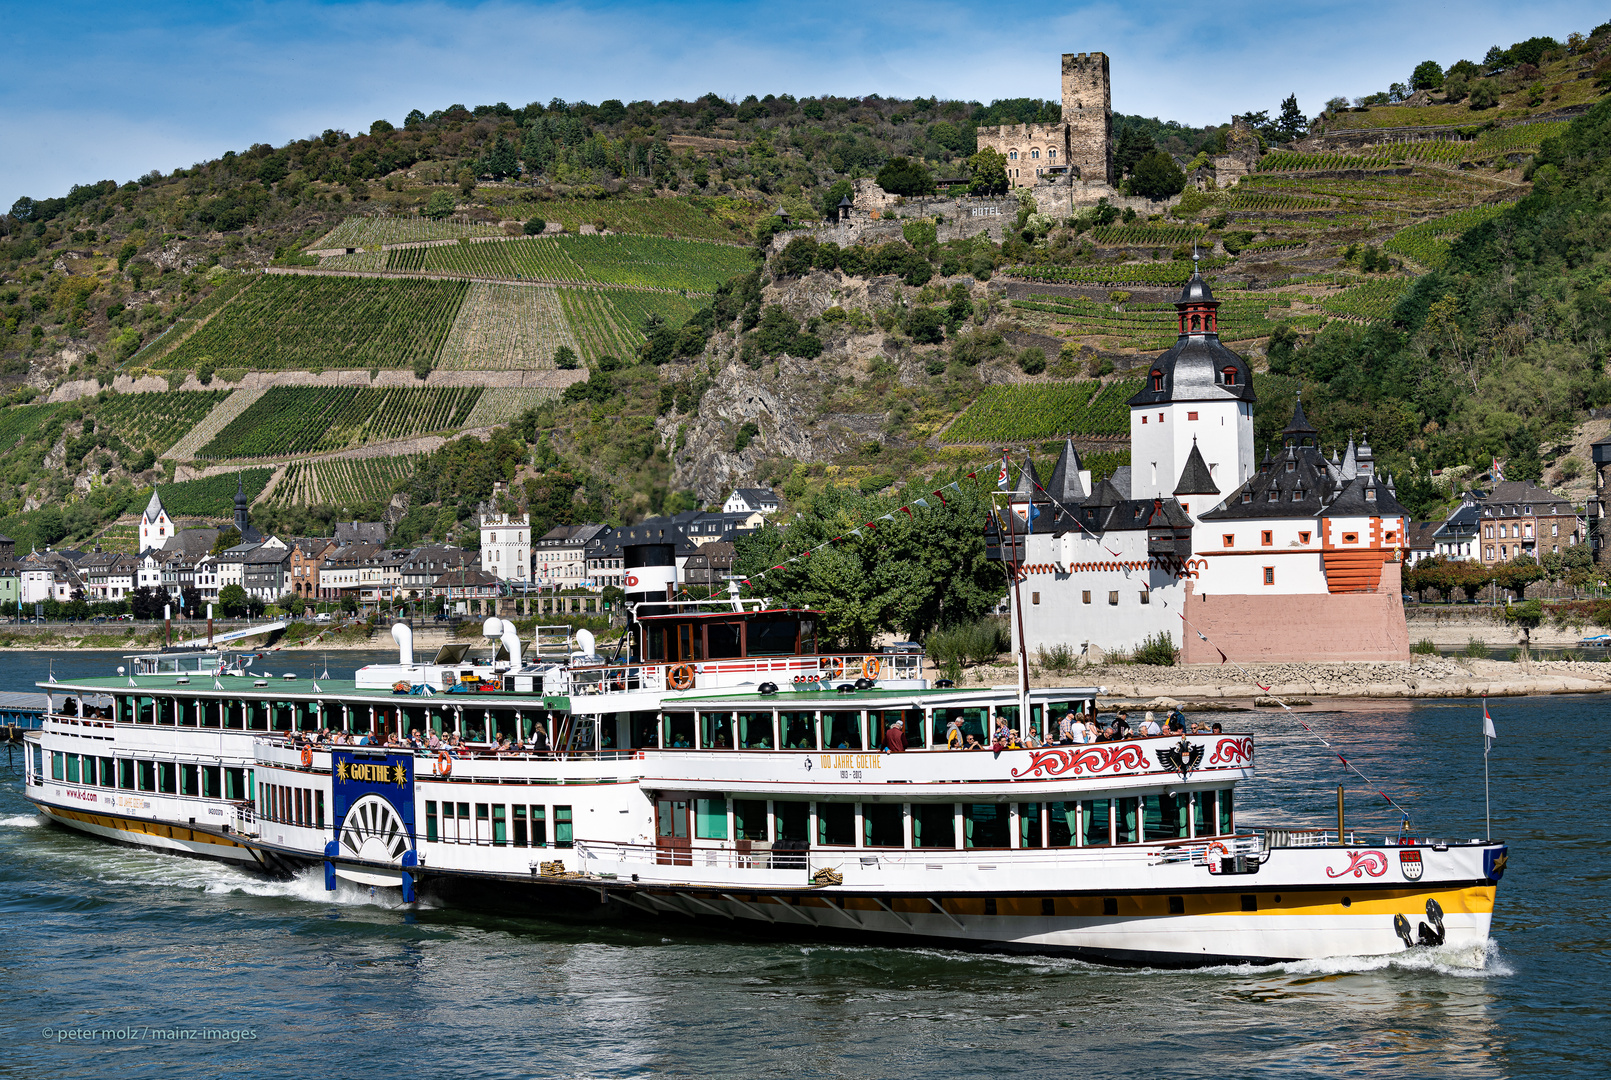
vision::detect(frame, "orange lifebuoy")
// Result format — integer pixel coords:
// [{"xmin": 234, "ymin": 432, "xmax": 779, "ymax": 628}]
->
[
  {"xmin": 668, "ymin": 664, "xmax": 695, "ymax": 691},
  {"xmin": 435, "ymin": 751, "xmax": 452, "ymax": 776},
  {"xmin": 300, "ymin": 746, "xmax": 313, "ymax": 767},
  {"xmin": 862, "ymin": 656, "xmax": 881, "ymax": 680},
  {"xmin": 820, "ymin": 656, "xmax": 845, "ymax": 680}
]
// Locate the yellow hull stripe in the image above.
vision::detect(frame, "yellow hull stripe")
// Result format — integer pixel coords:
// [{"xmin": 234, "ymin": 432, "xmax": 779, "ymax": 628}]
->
[
  {"xmin": 739, "ymin": 886, "xmax": 1495, "ymax": 918},
  {"xmin": 40, "ymin": 805, "xmax": 247, "ymax": 851}
]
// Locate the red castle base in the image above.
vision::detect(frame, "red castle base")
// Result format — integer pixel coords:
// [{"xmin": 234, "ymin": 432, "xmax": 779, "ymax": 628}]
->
[{"xmin": 1180, "ymin": 562, "xmax": 1410, "ymax": 664}]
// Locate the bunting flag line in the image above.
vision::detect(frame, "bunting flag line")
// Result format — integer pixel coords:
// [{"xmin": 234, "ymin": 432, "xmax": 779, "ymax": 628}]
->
[{"xmin": 1178, "ymin": 609, "xmax": 1413, "ymax": 828}]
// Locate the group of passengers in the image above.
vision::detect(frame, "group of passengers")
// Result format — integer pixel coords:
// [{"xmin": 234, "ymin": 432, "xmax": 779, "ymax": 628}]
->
[
  {"xmin": 916, "ymin": 708, "xmax": 1223, "ymax": 753},
  {"xmin": 288, "ymin": 720, "xmax": 557, "ymax": 756}
]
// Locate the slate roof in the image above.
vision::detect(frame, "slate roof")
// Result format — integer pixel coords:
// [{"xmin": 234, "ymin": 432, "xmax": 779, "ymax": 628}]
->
[
  {"xmin": 1126, "ymin": 270, "xmax": 1256, "ymax": 408},
  {"xmin": 1173, "ymin": 440, "xmax": 1219, "ymax": 495},
  {"xmin": 1044, "ymin": 439, "xmax": 1088, "ymax": 505}
]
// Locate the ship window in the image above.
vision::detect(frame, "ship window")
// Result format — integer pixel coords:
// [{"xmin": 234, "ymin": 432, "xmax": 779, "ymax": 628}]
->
[
  {"xmin": 676, "ymin": 623, "xmax": 703, "ymax": 661},
  {"xmin": 738, "ymin": 711, "xmax": 774, "ymax": 749},
  {"xmin": 734, "ymin": 799, "xmax": 769, "ymax": 842},
  {"xmin": 492, "ymin": 805, "xmax": 507, "ymax": 846},
  {"xmin": 1143, "ymin": 792, "xmax": 1188, "ymax": 841},
  {"xmin": 1019, "ymin": 802, "xmax": 1043, "ymax": 847},
  {"xmin": 138, "ymin": 760, "xmax": 155, "ymax": 791},
  {"xmin": 663, "ymin": 711, "xmax": 695, "ymax": 748},
  {"xmin": 644, "ymin": 626, "xmax": 666, "ymax": 661},
  {"xmin": 912, "ymin": 803, "xmax": 956, "ymax": 849},
  {"xmin": 224, "ymin": 766, "xmax": 244, "ymax": 799},
  {"xmin": 695, "ymin": 797, "xmax": 728, "ymax": 840},
  {"xmin": 699, "ymin": 711, "xmax": 733, "ymax": 749},
  {"xmin": 157, "ymin": 762, "xmax": 176, "ymax": 795},
  {"xmin": 863, "ymin": 803, "xmax": 904, "ymax": 848},
  {"xmin": 1193, "ymin": 791, "xmax": 1212, "ymax": 837},
  {"xmin": 530, "ymin": 805, "xmax": 547, "ymax": 847},
  {"xmin": 101, "ymin": 757, "xmax": 117, "ymax": 788},
  {"xmin": 180, "ymin": 764, "xmax": 198, "ymax": 797},
  {"xmin": 781, "ymin": 711, "xmax": 816, "ymax": 750},
  {"xmin": 553, "ymin": 805, "xmax": 573, "ymax": 848},
  {"xmin": 817, "ymin": 802, "xmax": 855, "ymax": 846},
  {"xmin": 65, "ymin": 754, "xmax": 79, "ymax": 783},
  {"xmin": 822, "ymin": 711, "xmax": 862, "ymax": 750},
  {"xmin": 1083, "ymin": 799, "xmax": 1111, "ymax": 846},
  {"xmin": 427, "ymin": 801, "xmax": 440, "ymax": 843},
  {"xmin": 1115, "ymin": 797, "xmax": 1139, "ymax": 844},
  {"xmin": 1218, "ymin": 788, "xmax": 1235, "ymax": 834},
  {"xmin": 964, "ymin": 804, "xmax": 1009, "ymax": 849},
  {"xmin": 748, "ymin": 617, "xmax": 799, "ymax": 655},
  {"xmin": 707, "ymin": 621, "xmax": 742, "ymax": 659},
  {"xmin": 775, "ymin": 801, "xmax": 809, "ymax": 844}
]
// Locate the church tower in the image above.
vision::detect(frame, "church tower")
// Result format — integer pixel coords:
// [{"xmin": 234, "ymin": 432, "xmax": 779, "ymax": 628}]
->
[
  {"xmin": 1127, "ymin": 265, "xmax": 1256, "ymax": 501},
  {"xmin": 139, "ymin": 489, "xmax": 172, "ymax": 552}
]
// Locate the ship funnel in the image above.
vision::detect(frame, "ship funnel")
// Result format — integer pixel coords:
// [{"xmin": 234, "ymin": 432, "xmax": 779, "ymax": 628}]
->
[{"xmin": 392, "ymin": 622, "xmax": 414, "ymax": 666}]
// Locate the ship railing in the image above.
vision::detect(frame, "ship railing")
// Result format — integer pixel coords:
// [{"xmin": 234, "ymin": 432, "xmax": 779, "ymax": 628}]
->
[
  {"xmin": 572, "ymin": 836, "xmax": 1264, "ymax": 874},
  {"xmin": 564, "ymin": 652, "xmax": 926, "ymax": 697},
  {"xmin": 1149, "ymin": 833, "xmax": 1267, "ymax": 866},
  {"xmin": 1261, "ymin": 828, "xmax": 1366, "ymax": 848}
]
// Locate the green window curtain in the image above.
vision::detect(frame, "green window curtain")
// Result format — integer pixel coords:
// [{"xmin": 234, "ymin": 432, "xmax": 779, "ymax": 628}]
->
[
  {"xmin": 1019, "ymin": 803, "xmax": 1042, "ymax": 847},
  {"xmin": 1219, "ymin": 789, "xmax": 1234, "ymax": 834},
  {"xmin": 1118, "ymin": 798, "xmax": 1138, "ymax": 844},
  {"xmin": 555, "ymin": 806, "xmax": 573, "ymax": 847},
  {"xmin": 695, "ymin": 797, "xmax": 728, "ymax": 840}
]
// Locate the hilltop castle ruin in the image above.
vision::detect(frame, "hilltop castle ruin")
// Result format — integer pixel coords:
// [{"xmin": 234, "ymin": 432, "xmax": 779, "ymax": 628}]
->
[{"xmin": 973, "ymin": 53, "xmax": 1114, "ymax": 189}]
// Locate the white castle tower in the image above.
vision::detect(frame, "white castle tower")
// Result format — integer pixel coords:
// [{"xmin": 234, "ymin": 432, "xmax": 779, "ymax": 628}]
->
[{"xmin": 1126, "ymin": 265, "xmax": 1256, "ymax": 504}]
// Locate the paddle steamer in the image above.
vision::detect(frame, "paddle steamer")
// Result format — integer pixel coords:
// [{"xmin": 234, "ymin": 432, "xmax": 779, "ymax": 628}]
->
[{"xmin": 21, "ymin": 571, "xmax": 1506, "ymax": 965}]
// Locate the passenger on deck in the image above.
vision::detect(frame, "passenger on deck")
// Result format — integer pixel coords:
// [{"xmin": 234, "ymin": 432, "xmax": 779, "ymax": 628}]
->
[
  {"xmin": 1211, "ymin": 722, "xmax": 1223, "ymax": 735},
  {"xmin": 1140, "ymin": 712, "xmax": 1161, "ymax": 737},
  {"xmin": 1058, "ymin": 714, "xmax": 1077, "ymax": 744},
  {"xmin": 884, "ymin": 718, "xmax": 906, "ymax": 752},
  {"xmin": 494, "ymin": 734, "xmax": 511, "ymax": 752},
  {"xmin": 1167, "ymin": 709, "xmax": 1187, "ymax": 734},
  {"xmin": 529, "ymin": 723, "xmax": 551, "ymax": 754},
  {"xmin": 946, "ymin": 718, "xmax": 964, "ymax": 749}
]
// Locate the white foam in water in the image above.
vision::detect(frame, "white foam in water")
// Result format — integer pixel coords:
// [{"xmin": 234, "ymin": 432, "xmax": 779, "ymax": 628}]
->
[{"xmin": 0, "ymin": 814, "xmax": 43, "ymax": 827}]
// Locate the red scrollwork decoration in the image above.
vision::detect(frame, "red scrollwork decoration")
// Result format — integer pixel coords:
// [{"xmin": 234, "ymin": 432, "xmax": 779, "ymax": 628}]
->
[
  {"xmin": 1325, "ymin": 850, "xmax": 1389, "ymax": 879},
  {"xmin": 1207, "ymin": 737, "xmax": 1255, "ymax": 766},
  {"xmin": 1010, "ymin": 744, "xmax": 1152, "ymax": 779}
]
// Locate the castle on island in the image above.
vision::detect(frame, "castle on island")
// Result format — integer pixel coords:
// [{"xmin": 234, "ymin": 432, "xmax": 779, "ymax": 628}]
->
[{"xmin": 987, "ymin": 268, "xmax": 1411, "ymax": 664}]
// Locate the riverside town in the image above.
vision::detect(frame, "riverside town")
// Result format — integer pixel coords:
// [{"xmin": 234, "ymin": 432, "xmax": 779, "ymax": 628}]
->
[{"xmin": 4, "ymin": 9, "xmax": 1607, "ymax": 1078}]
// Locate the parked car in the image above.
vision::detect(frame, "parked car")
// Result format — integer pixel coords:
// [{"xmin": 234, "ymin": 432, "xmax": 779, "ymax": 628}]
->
[
  {"xmin": 91, "ymin": 616, "xmax": 108, "ymax": 624},
  {"xmin": 313, "ymin": 612, "xmax": 333, "ymax": 623},
  {"xmin": 116, "ymin": 613, "xmax": 134, "ymax": 621}
]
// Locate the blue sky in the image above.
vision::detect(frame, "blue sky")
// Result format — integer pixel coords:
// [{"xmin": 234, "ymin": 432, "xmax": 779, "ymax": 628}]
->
[{"xmin": 2, "ymin": 0, "xmax": 1602, "ymax": 209}]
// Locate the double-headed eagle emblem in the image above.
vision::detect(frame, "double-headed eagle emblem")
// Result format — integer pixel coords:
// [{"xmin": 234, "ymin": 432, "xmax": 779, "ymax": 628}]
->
[{"xmin": 1155, "ymin": 738, "xmax": 1204, "ymax": 780}]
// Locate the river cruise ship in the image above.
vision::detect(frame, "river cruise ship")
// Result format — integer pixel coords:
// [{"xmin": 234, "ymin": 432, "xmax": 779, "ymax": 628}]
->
[{"xmin": 21, "ymin": 601, "xmax": 1506, "ymax": 966}]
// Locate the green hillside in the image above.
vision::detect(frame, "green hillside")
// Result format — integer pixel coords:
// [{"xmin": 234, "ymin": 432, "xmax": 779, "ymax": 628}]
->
[{"xmin": 0, "ymin": 17, "xmax": 1607, "ymax": 557}]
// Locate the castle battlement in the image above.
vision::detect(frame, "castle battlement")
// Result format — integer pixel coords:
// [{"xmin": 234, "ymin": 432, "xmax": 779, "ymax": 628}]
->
[{"xmin": 975, "ymin": 50, "xmax": 1113, "ymax": 188}]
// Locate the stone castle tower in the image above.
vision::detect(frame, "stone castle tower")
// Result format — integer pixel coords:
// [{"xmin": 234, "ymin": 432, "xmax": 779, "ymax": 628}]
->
[{"xmin": 974, "ymin": 52, "xmax": 1114, "ymax": 190}]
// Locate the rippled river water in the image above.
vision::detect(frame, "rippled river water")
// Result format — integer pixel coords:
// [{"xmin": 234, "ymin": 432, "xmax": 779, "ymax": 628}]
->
[{"xmin": 0, "ymin": 651, "xmax": 1604, "ymax": 1078}]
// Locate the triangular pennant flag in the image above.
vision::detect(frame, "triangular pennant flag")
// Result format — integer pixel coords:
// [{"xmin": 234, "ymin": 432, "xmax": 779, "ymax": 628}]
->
[
  {"xmin": 949, "ymin": 482, "xmax": 963, "ymax": 491},
  {"xmin": 900, "ymin": 506, "xmax": 913, "ymax": 516},
  {"xmin": 966, "ymin": 472, "xmax": 977, "ymax": 479},
  {"xmin": 879, "ymin": 513, "xmax": 895, "ymax": 522},
  {"xmin": 912, "ymin": 498, "xmax": 929, "ymax": 508}
]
